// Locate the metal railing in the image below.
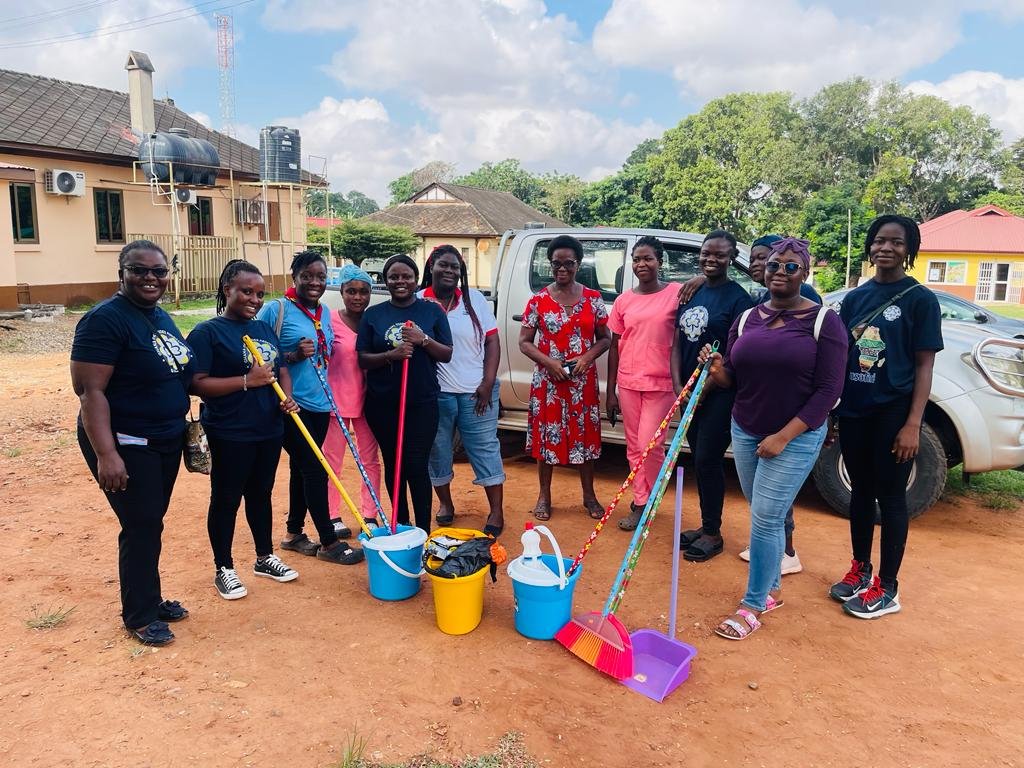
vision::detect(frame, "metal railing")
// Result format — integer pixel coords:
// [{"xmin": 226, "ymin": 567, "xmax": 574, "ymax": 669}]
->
[
  {"xmin": 129, "ymin": 233, "xmax": 239, "ymax": 294},
  {"xmin": 971, "ymin": 337, "xmax": 1024, "ymax": 398}
]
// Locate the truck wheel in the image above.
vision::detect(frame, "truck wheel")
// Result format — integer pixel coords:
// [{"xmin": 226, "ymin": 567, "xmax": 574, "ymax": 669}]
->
[{"xmin": 811, "ymin": 423, "xmax": 947, "ymax": 522}]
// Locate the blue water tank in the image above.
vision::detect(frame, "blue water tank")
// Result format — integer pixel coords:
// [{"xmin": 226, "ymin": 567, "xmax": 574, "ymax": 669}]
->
[
  {"xmin": 138, "ymin": 129, "xmax": 221, "ymax": 186},
  {"xmin": 259, "ymin": 126, "xmax": 301, "ymax": 183}
]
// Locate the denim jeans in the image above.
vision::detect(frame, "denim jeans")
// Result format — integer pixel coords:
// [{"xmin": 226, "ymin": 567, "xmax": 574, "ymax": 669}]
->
[
  {"xmin": 429, "ymin": 383, "xmax": 505, "ymax": 487},
  {"xmin": 730, "ymin": 419, "xmax": 827, "ymax": 611}
]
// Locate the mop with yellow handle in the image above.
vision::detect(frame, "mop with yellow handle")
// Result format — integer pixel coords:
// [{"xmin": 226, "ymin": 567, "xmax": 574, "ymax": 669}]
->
[{"xmin": 241, "ymin": 334, "xmax": 375, "ymax": 539}]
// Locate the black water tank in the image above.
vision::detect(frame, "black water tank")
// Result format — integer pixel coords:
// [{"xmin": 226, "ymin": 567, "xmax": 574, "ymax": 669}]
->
[
  {"xmin": 259, "ymin": 126, "xmax": 301, "ymax": 183},
  {"xmin": 138, "ymin": 129, "xmax": 221, "ymax": 186}
]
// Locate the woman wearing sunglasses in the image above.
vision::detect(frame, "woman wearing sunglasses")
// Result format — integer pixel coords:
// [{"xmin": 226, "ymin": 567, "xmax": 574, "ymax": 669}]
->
[
  {"xmin": 698, "ymin": 238, "xmax": 847, "ymax": 640},
  {"xmin": 71, "ymin": 240, "xmax": 195, "ymax": 646}
]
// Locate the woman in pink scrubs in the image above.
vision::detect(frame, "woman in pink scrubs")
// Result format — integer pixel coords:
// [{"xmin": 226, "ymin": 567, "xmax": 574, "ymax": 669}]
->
[{"xmin": 606, "ymin": 236, "xmax": 684, "ymax": 530}]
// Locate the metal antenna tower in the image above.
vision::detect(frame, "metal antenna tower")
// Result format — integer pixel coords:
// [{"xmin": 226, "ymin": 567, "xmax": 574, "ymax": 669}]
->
[{"xmin": 215, "ymin": 13, "xmax": 236, "ymax": 137}]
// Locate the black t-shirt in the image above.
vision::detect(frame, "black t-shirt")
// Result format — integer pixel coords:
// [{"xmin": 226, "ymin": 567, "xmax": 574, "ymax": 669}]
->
[
  {"xmin": 187, "ymin": 316, "xmax": 285, "ymax": 441},
  {"xmin": 675, "ymin": 280, "xmax": 755, "ymax": 389},
  {"xmin": 835, "ymin": 277, "xmax": 944, "ymax": 417},
  {"xmin": 71, "ymin": 294, "xmax": 193, "ymax": 440},
  {"xmin": 356, "ymin": 298, "xmax": 453, "ymax": 405}
]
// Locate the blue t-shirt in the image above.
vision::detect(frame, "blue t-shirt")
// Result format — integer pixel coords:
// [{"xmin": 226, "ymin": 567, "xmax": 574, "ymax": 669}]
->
[
  {"xmin": 257, "ymin": 298, "xmax": 335, "ymax": 412},
  {"xmin": 675, "ymin": 280, "xmax": 755, "ymax": 389},
  {"xmin": 187, "ymin": 316, "xmax": 285, "ymax": 441},
  {"xmin": 357, "ymin": 298, "xmax": 453, "ymax": 405},
  {"xmin": 71, "ymin": 294, "xmax": 193, "ymax": 440},
  {"xmin": 835, "ymin": 277, "xmax": 943, "ymax": 417},
  {"xmin": 755, "ymin": 282, "xmax": 822, "ymax": 304}
]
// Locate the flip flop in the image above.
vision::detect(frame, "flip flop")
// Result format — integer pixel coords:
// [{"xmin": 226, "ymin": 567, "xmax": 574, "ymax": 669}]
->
[
  {"xmin": 532, "ymin": 501, "xmax": 551, "ymax": 521},
  {"xmin": 583, "ymin": 499, "xmax": 605, "ymax": 520}
]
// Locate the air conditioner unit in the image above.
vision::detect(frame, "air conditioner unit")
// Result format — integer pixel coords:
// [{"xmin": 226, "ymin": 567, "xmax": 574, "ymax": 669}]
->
[
  {"xmin": 44, "ymin": 169, "xmax": 85, "ymax": 196},
  {"xmin": 174, "ymin": 188, "xmax": 197, "ymax": 205},
  {"xmin": 236, "ymin": 198, "xmax": 265, "ymax": 225}
]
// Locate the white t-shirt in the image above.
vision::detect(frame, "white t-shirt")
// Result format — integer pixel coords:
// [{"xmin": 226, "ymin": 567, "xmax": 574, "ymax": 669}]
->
[{"xmin": 417, "ymin": 287, "xmax": 498, "ymax": 393}]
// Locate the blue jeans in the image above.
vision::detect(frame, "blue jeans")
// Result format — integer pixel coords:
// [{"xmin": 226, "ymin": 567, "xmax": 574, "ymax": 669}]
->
[
  {"xmin": 429, "ymin": 383, "xmax": 505, "ymax": 488},
  {"xmin": 731, "ymin": 419, "xmax": 827, "ymax": 612}
]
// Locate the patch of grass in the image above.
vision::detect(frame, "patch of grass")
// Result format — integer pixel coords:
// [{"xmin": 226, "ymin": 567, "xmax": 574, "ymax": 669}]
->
[
  {"xmin": 944, "ymin": 466, "xmax": 1024, "ymax": 510},
  {"xmin": 2, "ymin": 446, "xmax": 23, "ymax": 458},
  {"xmin": 981, "ymin": 303, "xmax": 1024, "ymax": 320},
  {"xmin": 67, "ymin": 300, "xmax": 96, "ymax": 312},
  {"xmin": 26, "ymin": 605, "xmax": 75, "ymax": 630},
  {"xmin": 338, "ymin": 732, "xmax": 536, "ymax": 768},
  {"xmin": 171, "ymin": 314, "xmax": 209, "ymax": 334}
]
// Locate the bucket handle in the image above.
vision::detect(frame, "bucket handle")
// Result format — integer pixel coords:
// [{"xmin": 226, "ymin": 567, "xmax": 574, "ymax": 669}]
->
[
  {"xmin": 533, "ymin": 524, "xmax": 568, "ymax": 590},
  {"xmin": 379, "ymin": 550, "xmax": 425, "ymax": 580}
]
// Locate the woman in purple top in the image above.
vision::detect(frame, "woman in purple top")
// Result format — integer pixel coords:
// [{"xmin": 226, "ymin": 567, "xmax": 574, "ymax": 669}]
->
[{"xmin": 700, "ymin": 238, "xmax": 848, "ymax": 641}]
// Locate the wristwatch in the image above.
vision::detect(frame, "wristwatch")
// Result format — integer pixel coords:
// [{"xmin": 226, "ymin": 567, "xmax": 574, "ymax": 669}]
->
[{"xmin": 421, "ymin": 335, "xmax": 432, "ymax": 347}]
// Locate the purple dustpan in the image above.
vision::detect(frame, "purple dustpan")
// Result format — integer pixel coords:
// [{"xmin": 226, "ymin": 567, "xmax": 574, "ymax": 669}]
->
[{"xmin": 622, "ymin": 468, "xmax": 697, "ymax": 703}]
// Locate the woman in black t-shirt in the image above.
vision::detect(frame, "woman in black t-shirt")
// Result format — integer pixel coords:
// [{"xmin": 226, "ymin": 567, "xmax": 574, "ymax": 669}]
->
[
  {"xmin": 357, "ymin": 254, "xmax": 453, "ymax": 532},
  {"xmin": 71, "ymin": 240, "xmax": 193, "ymax": 647}
]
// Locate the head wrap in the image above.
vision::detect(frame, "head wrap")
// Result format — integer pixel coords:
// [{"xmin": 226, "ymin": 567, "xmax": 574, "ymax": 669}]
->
[
  {"xmin": 768, "ymin": 236, "xmax": 812, "ymax": 272},
  {"xmin": 751, "ymin": 234, "xmax": 784, "ymax": 250},
  {"xmin": 339, "ymin": 264, "xmax": 373, "ymax": 287}
]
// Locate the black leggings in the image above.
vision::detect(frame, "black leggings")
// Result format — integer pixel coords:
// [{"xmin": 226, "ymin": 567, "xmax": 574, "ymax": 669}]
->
[
  {"xmin": 78, "ymin": 424, "xmax": 182, "ymax": 629},
  {"xmin": 685, "ymin": 389, "xmax": 735, "ymax": 536},
  {"xmin": 838, "ymin": 397, "xmax": 914, "ymax": 590},
  {"xmin": 207, "ymin": 435, "xmax": 282, "ymax": 570},
  {"xmin": 365, "ymin": 394, "xmax": 439, "ymax": 532},
  {"xmin": 281, "ymin": 410, "xmax": 338, "ymax": 548}
]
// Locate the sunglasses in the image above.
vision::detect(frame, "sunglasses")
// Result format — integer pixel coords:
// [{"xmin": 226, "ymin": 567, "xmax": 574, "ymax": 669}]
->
[
  {"xmin": 549, "ymin": 260, "xmax": 579, "ymax": 271},
  {"xmin": 765, "ymin": 261, "xmax": 802, "ymax": 276},
  {"xmin": 123, "ymin": 264, "xmax": 170, "ymax": 278}
]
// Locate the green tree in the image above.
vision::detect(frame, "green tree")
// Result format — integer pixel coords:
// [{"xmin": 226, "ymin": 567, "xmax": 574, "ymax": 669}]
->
[
  {"xmin": 457, "ymin": 159, "xmax": 545, "ymax": 207},
  {"xmin": 798, "ymin": 78, "xmax": 877, "ymax": 185},
  {"xmin": 388, "ymin": 173, "xmax": 417, "ymax": 204},
  {"xmin": 308, "ymin": 220, "xmax": 418, "ymax": 265},
  {"xmin": 346, "ymin": 190, "xmax": 380, "ymax": 217},
  {"xmin": 304, "ymin": 190, "xmax": 350, "ymax": 218},
  {"xmin": 799, "ymin": 183, "xmax": 875, "ymax": 291},
  {"xmin": 539, "ymin": 172, "xmax": 587, "ymax": 224}
]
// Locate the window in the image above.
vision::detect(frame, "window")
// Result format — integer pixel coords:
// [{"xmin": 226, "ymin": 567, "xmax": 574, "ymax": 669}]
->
[
  {"xmin": 188, "ymin": 197, "xmax": 214, "ymax": 236},
  {"xmin": 10, "ymin": 182, "xmax": 37, "ymax": 243},
  {"xmin": 927, "ymin": 260, "xmax": 967, "ymax": 285},
  {"xmin": 660, "ymin": 243, "xmax": 700, "ymax": 283},
  {"xmin": 529, "ymin": 238, "xmax": 627, "ymax": 303},
  {"xmin": 94, "ymin": 189, "xmax": 125, "ymax": 243},
  {"xmin": 937, "ymin": 294, "xmax": 978, "ymax": 322}
]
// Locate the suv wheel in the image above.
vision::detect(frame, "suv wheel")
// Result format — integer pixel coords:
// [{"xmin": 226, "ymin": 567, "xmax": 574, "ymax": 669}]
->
[{"xmin": 811, "ymin": 422, "xmax": 947, "ymax": 521}]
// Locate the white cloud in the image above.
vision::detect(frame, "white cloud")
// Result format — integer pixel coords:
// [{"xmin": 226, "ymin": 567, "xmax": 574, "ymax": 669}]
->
[
  {"xmin": 189, "ymin": 111, "xmax": 211, "ymax": 128},
  {"xmin": 0, "ymin": 1, "xmax": 215, "ymax": 92},
  {"xmin": 909, "ymin": 71, "xmax": 1024, "ymax": 141}
]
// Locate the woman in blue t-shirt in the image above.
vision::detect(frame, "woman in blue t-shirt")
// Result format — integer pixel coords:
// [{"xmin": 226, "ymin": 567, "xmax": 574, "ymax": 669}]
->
[
  {"xmin": 670, "ymin": 230, "xmax": 755, "ymax": 562},
  {"xmin": 358, "ymin": 254, "xmax": 453, "ymax": 532},
  {"xmin": 828, "ymin": 216, "xmax": 943, "ymax": 619},
  {"xmin": 257, "ymin": 251, "xmax": 363, "ymax": 566},
  {"xmin": 188, "ymin": 260, "xmax": 302, "ymax": 601},
  {"xmin": 71, "ymin": 240, "xmax": 193, "ymax": 646}
]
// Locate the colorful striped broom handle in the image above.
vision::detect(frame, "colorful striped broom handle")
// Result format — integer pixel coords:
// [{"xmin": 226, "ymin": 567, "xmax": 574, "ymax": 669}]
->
[
  {"xmin": 311, "ymin": 359, "xmax": 386, "ymax": 522},
  {"xmin": 601, "ymin": 341, "xmax": 718, "ymax": 617},
  {"xmin": 565, "ymin": 361, "xmax": 702, "ymax": 578},
  {"xmin": 608, "ymin": 345, "xmax": 716, "ymax": 614}
]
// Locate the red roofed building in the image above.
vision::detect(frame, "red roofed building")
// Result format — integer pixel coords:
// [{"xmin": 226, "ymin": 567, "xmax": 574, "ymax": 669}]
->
[{"xmin": 908, "ymin": 204, "xmax": 1024, "ymax": 304}]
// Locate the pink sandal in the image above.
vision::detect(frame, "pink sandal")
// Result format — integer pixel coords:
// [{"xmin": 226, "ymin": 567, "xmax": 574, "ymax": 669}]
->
[
  {"xmin": 762, "ymin": 594, "xmax": 784, "ymax": 614},
  {"xmin": 715, "ymin": 608, "xmax": 762, "ymax": 641}
]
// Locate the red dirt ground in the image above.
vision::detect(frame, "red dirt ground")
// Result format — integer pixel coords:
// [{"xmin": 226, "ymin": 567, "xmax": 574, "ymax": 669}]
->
[{"xmin": 1, "ymin": 351, "xmax": 1022, "ymax": 767}]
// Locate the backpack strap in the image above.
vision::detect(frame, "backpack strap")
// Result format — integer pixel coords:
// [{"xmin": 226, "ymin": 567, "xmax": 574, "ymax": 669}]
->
[
  {"xmin": 812, "ymin": 305, "xmax": 830, "ymax": 341},
  {"xmin": 736, "ymin": 307, "xmax": 755, "ymax": 337},
  {"xmin": 274, "ymin": 297, "xmax": 285, "ymax": 339}
]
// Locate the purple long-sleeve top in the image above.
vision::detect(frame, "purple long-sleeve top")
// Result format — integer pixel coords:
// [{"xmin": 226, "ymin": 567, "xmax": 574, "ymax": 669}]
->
[{"xmin": 723, "ymin": 305, "xmax": 849, "ymax": 438}]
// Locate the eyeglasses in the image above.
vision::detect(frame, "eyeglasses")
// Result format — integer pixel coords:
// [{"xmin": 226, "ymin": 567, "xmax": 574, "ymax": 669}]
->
[
  {"xmin": 549, "ymin": 260, "xmax": 578, "ymax": 271},
  {"xmin": 765, "ymin": 262, "xmax": 802, "ymax": 276},
  {"xmin": 123, "ymin": 264, "xmax": 170, "ymax": 278}
]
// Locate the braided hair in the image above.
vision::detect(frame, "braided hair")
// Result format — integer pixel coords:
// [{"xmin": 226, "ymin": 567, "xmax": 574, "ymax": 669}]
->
[
  {"xmin": 216, "ymin": 259, "xmax": 263, "ymax": 314},
  {"xmin": 290, "ymin": 249, "xmax": 327, "ymax": 277},
  {"xmin": 864, "ymin": 215, "xmax": 921, "ymax": 269},
  {"xmin": 421, "ymin": 244, "xmax": 484, "ymax": 347}
]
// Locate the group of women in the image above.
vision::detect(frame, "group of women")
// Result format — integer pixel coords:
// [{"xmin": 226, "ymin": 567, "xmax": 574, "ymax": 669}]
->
[
  {"xmin": 72, "ymin": 241, "xmax": 504, "ymax": 645},
  {"xmin": 73, "ymin": 212, "xmax": 941, "ymax": 647}
]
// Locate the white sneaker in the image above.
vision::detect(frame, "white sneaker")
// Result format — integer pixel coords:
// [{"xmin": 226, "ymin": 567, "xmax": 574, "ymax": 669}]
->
[
  {"xmin": 214, "ymin": 566, "xmax": 248, "ymax": 600},
  {"xmin": 738, "ymin": 548, "xmax": 803, "ymax": 575},
  {"xmin": 253, "ymin": 554, "xmax": 298, "ymax": 582}
]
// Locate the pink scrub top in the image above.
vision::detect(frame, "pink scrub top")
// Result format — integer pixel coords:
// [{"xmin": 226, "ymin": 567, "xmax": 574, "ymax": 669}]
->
[{"xmin": 607, "ymin": 283, "xmax": 680, "ymax": 392}]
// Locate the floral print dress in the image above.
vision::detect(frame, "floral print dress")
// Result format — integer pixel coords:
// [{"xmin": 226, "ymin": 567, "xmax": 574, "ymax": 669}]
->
[{"xmin": 522, "ymin": 286, "xmax": 609, "ymax": 465}]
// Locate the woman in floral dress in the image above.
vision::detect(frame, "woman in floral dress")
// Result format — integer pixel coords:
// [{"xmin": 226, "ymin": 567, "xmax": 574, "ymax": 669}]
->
[{"xmin": 518, "ymin": 234, "xmax": 611, "ymax": 521}]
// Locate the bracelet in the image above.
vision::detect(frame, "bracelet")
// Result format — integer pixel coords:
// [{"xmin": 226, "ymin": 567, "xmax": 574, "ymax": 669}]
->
[
  {"xmin": 242, "ymin": 374, "xmax": 247, "ymax": 392},
  {"xmin": 421, "ymin": 335, "xmax": 431, "ymax": 347}
]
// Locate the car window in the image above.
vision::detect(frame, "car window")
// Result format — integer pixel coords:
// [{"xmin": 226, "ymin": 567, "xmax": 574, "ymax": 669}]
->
[
  {"xmin": 938, "ymin": 294, "xmax": 977, "ymax": 322},
  {"xmin": 660, "ymin": 243, "xmax": 700, "ymax": 283},
  {"xmin": 529, "ymin": 239, "xmax": 627, "ymax": 303}
]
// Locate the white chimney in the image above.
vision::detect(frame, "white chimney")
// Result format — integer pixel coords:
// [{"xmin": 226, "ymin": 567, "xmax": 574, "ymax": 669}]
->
[{"xmin": 125, "ymin": 51, "xmax": 155, "ymax": 135}]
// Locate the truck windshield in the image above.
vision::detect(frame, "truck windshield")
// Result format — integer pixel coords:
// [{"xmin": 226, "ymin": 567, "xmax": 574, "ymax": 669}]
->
[{"xmin": 528, "ymin": 238, "xmax": 628, "ymax": 303}]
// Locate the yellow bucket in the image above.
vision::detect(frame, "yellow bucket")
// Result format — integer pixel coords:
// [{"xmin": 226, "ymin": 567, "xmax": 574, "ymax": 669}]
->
[{"xmin": 427, "ymin": 564, "xmax": 488, "ymax": 635}]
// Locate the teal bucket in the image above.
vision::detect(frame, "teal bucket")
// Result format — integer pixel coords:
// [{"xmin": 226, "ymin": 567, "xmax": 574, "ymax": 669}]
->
[
  {"xmin": 359, "ymin": 525, "xmax": 426, "ymax": 601},
  {"xmin": 511, "ymin": 555, "xmax": 582, "ymax": 640}
]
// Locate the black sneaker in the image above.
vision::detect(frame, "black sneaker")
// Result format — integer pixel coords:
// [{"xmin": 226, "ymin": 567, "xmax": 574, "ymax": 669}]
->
[
  {"xmin": 316, "ymin": 541, "xmax": 365, "ymax": 565},
  {"xmin": 214, "ymin": 566, "xmax": 248, "ymax": 600},
  {"xmin": 843, "ymin": 576, "xmax": 901, "ymax": 619},
  {"xmin": 253, "ymin": 554, "xmax": 298, "ymax": 582},
  {"xmin": 829, "ymin": 559, "xmax": 872, "ymax": 603}
]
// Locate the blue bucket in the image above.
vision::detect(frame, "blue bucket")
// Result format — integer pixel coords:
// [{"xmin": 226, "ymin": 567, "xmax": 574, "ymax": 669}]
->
[
  {"xmin": 358, "ymin": 525, "xmax": 427, "ymax": 601},
  {"xmin": 511, "ymin": 555, "xmax": 582, "ymax": 640}
]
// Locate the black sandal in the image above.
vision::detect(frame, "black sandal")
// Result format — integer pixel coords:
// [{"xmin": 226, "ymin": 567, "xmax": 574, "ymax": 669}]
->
[
  {"xmin": 126, "ymin": 620, "xmax": 174, "ymax": 646},
  {"xmin": 280, "ymin": 533, "xmax": 320, "ymax": 557},
  {"xmin": 584, "ymin": 499, "xmax": 605, "ymax": 520},
  {"xmin": 332, "ymin": 519, "xmax": 352, "ymax": 539},
  {"xmin": 532, "ymin": 501, "xmax": 552, "ymax": 521},
  {"xmin": 684, "ymin": 535, "xmax": 724, "ymax": 562},
  {"xmin": 436, "ymin": 508, "xmax": 455, "ymax": 526},
  {"xmin": 317, "ymin": 541, "xmax": 365, "ymax": 565},
  {"xmin": 484, "ymin": 522, "xmax": 504, "ymax": 538},
  {"xmin": 678, "ymin": 528, "xmax": 703, "ymax": 549},
  {"xmin": 156, "ymin": 599, "xmax": 188, "ymax": 622}
]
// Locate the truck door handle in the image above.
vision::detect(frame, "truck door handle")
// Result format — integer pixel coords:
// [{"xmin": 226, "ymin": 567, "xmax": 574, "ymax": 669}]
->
[{"xmin": 512, "ymin": 314, "xmax": 523, "ymax": 321}]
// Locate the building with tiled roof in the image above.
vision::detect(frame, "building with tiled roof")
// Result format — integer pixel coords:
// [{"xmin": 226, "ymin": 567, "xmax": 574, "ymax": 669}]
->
[{"xmin": 0, "ymin": 52, "xmax": 319, "ymax": 308}]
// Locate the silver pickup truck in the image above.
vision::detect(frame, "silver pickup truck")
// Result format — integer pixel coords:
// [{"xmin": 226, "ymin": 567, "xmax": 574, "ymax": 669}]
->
[{"xmin": 330, "ymin": 226, "xmax": 1024, "ymax": 518}]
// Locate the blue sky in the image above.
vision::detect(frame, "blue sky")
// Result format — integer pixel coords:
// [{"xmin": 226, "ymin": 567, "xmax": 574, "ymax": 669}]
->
[{"xmin": 2, "ymin": 1, "xmax": 1024, "ymax": 203}]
